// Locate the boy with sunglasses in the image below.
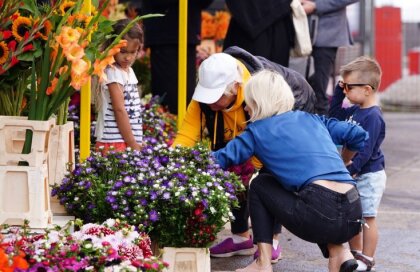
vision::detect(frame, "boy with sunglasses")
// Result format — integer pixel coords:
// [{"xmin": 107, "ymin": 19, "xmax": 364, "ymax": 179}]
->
[{"xmin": 329, "ymin": 56, "xmax": 386, "ymax": 271}]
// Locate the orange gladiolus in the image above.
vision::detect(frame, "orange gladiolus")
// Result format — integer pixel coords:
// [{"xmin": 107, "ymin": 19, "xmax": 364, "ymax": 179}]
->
[
  {"xmin": 71, "ymin": 58, "xmax": 88, "ymax": 75},
  {"xmin": 107, "ymin": 39, "xmax": 127, "ymax": 56},
  {"xmin": 56, "ymin": 26, "xmax": 81, "ymax": 48},
  {"xmin": 93, "ymin": 56, "xmax": 115, "ymax": 82},
  {"xmin": 46, "ymin": 77, "xmax": 59, "ymax": 95},
  {"xmin": 63, "ymin": 43, "xmax": 84, "ymax": 62},
  {"xmin": 59, "ymin": 65, "xmax": 68, "ymax": 75},
  {"xmin": 70, "ymin": 71, "xmax": 89, "ymax": 90}
]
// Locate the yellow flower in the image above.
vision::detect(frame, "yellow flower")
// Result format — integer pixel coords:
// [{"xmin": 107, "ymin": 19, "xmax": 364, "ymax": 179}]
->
[
  {"xmin": 37, "ymin": 20, "xmax": 52, "ymax": 40},
  {"xmin": 12, "ymin": 16, "xmax": 32, "ymax": 42},
  {"xmin": 63, "ymin": 43, "xmax": 84, "ymax": 62},
  {"xmin": 71, "ymin": 58, "xmax": 88, "ymax": 75},
  {"xmin": 59, "ymin": 0, "xmax": 75, "ymax": 16},
  {"xmin": 0, "ymin": 41, "xmax": 9, "ymax": 65}
]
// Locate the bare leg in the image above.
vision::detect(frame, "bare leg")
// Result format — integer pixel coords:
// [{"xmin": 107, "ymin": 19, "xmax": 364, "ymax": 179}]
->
[
  {"xmin": 327, "ymin": 244, "xmax": 354, "ymax": 272},
  {"xmin": 236, "ymin": 243, "xmax": 273, "ymax": 272},
  {"xmin": 237, "ymin": 230, "xmax": 251, "ymax": 238},
  {"xmin": 349, "ymin": 231, "xmax": 363, "ymax": 253},
  {"xmin": 362, "ymin": 217, "xmax": 378, "ymax": 257},
  {"xmin": 257, "ymin": 243, "xmax": 273, "ymax": 267}
]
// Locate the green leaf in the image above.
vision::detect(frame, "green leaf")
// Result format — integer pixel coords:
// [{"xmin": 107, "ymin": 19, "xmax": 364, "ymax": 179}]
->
[
  {"xmin": 21, "ymin": 0, "xmax": 41, "ymax": 17},
  {"xmin": 17, "ymin": 52, "xmax": 36, "ymax": 62}
]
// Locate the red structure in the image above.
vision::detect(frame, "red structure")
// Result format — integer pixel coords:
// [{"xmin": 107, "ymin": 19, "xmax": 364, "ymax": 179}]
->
[
  {"xmin": 375, "ymin": 6, "xmax": 402, "ymax": 91},
  {"xmin": 408, "ymin": 49, "xmax": 420, "ymax": 75}
]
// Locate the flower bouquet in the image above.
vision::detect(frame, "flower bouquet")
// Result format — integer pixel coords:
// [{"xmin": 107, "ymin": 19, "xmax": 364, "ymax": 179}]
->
[
  {"xmin": 52, "ymin": 143, "xmax": 245, "ymax": 248},
  {"xmin": 0, "ymin": 219, "xmax": 168, "ymax": 271}
]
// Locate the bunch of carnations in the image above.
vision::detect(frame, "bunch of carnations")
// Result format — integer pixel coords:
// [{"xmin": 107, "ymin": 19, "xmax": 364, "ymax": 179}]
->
[
  {"xmin": 52, "ymin": 143, "xmax": 245, "ymax": 248},
  {"xmin": 0, "ymin": 219, "xmax": 168, "ymax": 271}
]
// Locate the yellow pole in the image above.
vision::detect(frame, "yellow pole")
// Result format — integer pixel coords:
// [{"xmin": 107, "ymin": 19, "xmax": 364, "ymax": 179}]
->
[
  {"xmin": 79, "ymin": 1, "xmax": 92, "ymax": 161},
  {"xmin": 177, "ymin": 0, "xmax": 188, "ymax": 127}
]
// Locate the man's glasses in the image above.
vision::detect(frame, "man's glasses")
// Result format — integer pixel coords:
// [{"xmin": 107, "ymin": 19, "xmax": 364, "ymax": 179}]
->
[{"xmin": 338, "ymin": 80, "xmax": 375, "ymax": 91}]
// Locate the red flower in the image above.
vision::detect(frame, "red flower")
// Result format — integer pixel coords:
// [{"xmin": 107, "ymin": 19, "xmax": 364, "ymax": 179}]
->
[
  {"xmin": 194, "ymin": 208, "xmax": 203, "ymax": 216},
  {"xmin": 2, "ymin": 31, "xmax": 12, "ymax": 39},
  {"xmin": 8, "ymin": 40, "xmax": 17, "ymax": 51},
  {"xmin": 10, "ymin": 56, "xmax": 19, "ymax": 66},
  {"xmin": 23, "ymin": 44, "xmax": 33, "ymax": 52}
]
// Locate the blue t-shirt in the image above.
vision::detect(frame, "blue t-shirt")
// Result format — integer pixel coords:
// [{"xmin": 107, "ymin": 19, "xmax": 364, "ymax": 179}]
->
[
  {"xmin": 213, "ymin": 111, "xmax": 368, "ymax": 192},
  {"xmin": 329, "ymin": 85, "xmax": 385, "ymax": 175}
]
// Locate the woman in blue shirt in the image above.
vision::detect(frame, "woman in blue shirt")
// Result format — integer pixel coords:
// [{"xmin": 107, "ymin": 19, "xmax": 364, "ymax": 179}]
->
[{"xmin": 213, "ymin": 70, "xmax": 368, "ymax": 272}]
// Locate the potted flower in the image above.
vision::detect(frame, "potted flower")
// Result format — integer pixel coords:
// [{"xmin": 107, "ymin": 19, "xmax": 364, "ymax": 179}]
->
[
  {"xmin": 0, "ymin": 219, "xmax": 168, "ymax": 271},
  {"xmin": 52, "ymin": 143, "xmax": 245, "ymax": 270}
]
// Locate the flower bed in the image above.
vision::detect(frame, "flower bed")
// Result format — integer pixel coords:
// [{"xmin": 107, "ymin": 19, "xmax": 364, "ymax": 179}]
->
[
  {"xmin": 0, "ymin": 219, "xmax": 167, "ymax": 271},
  {"xmin": 52, "ymin": 143, "xmax": 245, "ymax": 248}
]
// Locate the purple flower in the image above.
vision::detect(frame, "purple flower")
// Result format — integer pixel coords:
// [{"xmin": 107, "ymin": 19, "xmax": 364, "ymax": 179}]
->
[
  {"xmin": 150, "ymin": 191, "xmax": 158, "ymax": 200},
  {"xmin": 162, "ymin": 192, "xmax": 170, "ymax": 199},
  {"xmin": 125, "ymin": 189, "xmax": 134, "ymax": 196},
  {"xmin": 114, "ymin": 181, "xmax": 123, "ymax": 189},
  {"xmin": 106, "ymin": 195, "xmax": 116, "ymax": 203},
  {"xmin": 149, "ymin": 210, "xmax": 159, "ymax": 222},
  {"xmin": 140, "ymin": 198, "xmax": 148, "ymax": 206}
]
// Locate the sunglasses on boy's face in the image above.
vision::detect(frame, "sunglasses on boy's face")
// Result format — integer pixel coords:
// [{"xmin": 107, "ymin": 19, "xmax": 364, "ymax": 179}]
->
[{"xmin": 338, "ymin": 80, "xmax": 375, "ymax": 91}]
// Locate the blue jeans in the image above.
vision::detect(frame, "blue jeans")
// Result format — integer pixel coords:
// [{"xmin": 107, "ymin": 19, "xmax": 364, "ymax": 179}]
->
[
  {"xmin": 249, "ymin": 173, "xmax": 362, "ymax": 258},
  {"xmin": 356, "ymin": 170, "xmax": 387, "ymax": 217}
]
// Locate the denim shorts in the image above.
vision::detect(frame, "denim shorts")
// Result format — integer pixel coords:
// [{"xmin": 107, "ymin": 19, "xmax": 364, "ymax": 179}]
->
[{"xmin": 355, "ymin": 170, "xmax": 387, "ymax": 217}]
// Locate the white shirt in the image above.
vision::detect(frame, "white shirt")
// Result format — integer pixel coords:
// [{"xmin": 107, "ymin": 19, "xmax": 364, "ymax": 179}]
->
[{"xmin": 95, "ymin": 66, "xmax": 143, "ymax": 143}]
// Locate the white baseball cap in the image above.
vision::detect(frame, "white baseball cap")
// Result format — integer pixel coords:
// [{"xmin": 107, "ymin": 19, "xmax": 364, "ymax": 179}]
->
[{"xmin": 192, "ymin": 53, "xmax": 241, "ymax": 104}]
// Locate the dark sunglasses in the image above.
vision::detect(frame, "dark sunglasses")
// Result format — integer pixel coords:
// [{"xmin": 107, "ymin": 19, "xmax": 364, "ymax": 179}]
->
[{"xmin": 338, "ymin": 80, "xmax": 375, "ymax": 91}]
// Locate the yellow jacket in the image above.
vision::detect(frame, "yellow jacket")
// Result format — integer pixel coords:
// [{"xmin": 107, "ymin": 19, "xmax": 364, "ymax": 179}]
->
[{"xmin": 173, "ymin": 61, "xmax": 262, "ymax": 168}]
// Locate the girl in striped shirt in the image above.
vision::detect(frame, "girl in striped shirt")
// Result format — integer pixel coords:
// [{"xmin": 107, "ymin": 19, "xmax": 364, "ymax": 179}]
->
[{"xmin": 95, "ymin": 19, "xmax": 144, "ymax": 154}]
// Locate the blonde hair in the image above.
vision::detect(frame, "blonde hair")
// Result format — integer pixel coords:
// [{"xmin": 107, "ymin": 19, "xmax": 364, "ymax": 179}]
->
[
  {"xmin": 244, "ymin": 70, "xmax": 295, "ymax": 122},
  {"xmin": 340, "ymin": 56, "xmax": 382, "ymax": 91}
]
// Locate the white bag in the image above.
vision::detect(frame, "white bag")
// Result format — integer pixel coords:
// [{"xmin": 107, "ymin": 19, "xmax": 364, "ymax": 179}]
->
[{"xmin": 290, "ymin": 0, "xmax": 312, "ymax": 57}]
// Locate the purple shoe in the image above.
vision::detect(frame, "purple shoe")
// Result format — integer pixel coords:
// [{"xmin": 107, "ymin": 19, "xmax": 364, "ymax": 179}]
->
[
  {"xmin": 253, "ymin": 244, "xmax": 282, "ymax": 264},
  {"xmin": 210, "ymin": 237, "xmax": 256, "ymax": 257}
]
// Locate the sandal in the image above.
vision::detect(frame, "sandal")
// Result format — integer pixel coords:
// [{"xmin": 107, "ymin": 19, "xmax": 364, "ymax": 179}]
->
[
  {"xmin": 340, "ymin": 259, "xmax": 358, "ymax": 272},
  {"xmin": 354, "ymin": 253, "xmax": 376, "ymax": 271}
]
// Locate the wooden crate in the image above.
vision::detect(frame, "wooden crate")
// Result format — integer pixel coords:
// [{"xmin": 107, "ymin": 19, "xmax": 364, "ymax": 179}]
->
[
  {"xmin": 0, "ymin": 164, "xmax": 52, "ymax": 228},
  {"xmin": 162, "ymin": 247, "xmax": 210, "ymax": 272},
  {"xmin": 48, "ymin": 122, "xmax": 75, "ymax": 215},
  {"xmin": 0, "ymin": 116, "xmax": 55, "ymax": 167}
]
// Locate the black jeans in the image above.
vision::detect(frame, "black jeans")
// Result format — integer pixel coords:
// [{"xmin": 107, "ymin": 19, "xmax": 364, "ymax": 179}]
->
[
  {"xmin": 249, "ymin": 173, "xmax": 362, "ymax": 258},
  {"xmin": 231, "ymin": 174, "xmax": 282, "ymax": 235},
  {"xmin": 308, "ymin": 47, "xmax": 338, "ymax": 115}
]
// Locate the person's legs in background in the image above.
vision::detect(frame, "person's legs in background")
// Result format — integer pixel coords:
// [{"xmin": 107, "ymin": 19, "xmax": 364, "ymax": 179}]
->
[
  {"xmin": 308, "ymin": 46, "xmax": 338, "ymax": 115},
  {"xmin": 150, "ymin": 45, "xmax": 196, "ymax": 115},
  {"xmin": 210, "ymin": 192, "xmax": 255, "ymax": 257}
]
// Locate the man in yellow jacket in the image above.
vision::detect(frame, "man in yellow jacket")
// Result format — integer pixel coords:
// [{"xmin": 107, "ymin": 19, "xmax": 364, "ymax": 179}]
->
[{"xmin": 173, "ymin": 47, "xmax": 315, "ymax": 261}]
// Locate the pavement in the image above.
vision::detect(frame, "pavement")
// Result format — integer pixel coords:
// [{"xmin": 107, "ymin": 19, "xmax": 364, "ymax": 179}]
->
[{"xmin": 211, "ymin": 111, "xmax": 420, "ymax": 272}]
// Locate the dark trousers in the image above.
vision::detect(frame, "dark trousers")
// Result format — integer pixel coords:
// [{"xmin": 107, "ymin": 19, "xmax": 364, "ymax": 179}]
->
[
  {"xmin": 249, "ymin": 173, "xmax": 362, "ymax": 258},
  {"xmin": 308, "ymin": 47, "xmax": 338, "ymax": 115},
  {"xmin": 150, "ymin": 45, "xmax": 197, "ymax": 115},
  {"xmin": 231, "ymin": 174, "xmax": 282, "ymax": 236}
]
